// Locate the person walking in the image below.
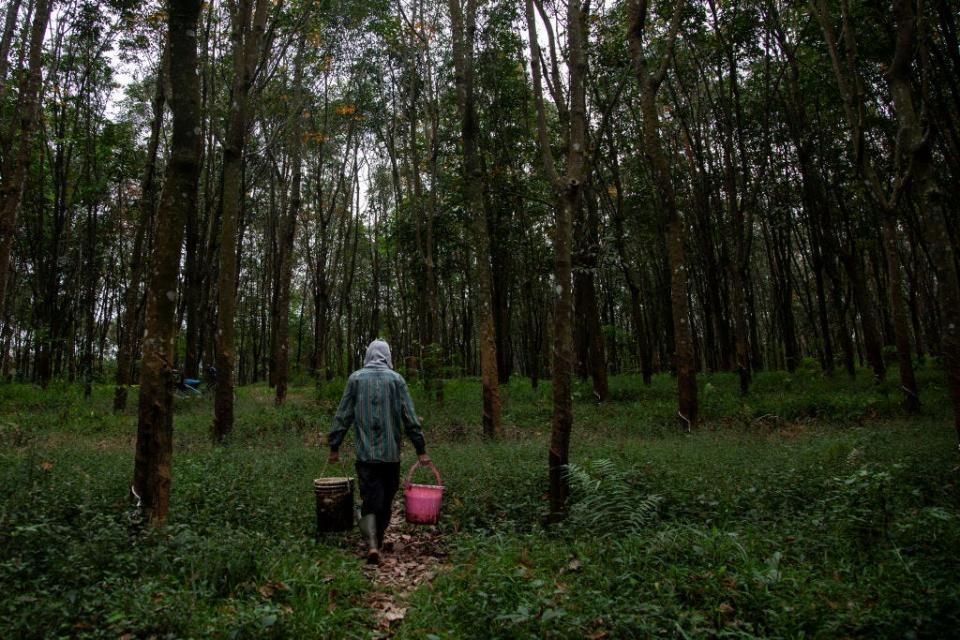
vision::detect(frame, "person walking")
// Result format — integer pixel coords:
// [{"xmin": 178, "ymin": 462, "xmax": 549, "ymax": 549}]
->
[{"xmin": 327, "ymin": 339, "xmax": 430, "ymax": 564}]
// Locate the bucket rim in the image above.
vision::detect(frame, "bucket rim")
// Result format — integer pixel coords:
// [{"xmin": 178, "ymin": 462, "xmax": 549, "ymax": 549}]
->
[{"xmin": 405, "ymin": 482, "xmax": 444, "ymax": 491}]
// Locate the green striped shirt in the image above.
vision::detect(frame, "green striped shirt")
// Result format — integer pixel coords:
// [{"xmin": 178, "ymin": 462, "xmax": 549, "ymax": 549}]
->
[{"xmin": 328, "ymin": 367, "xmax": 426, "ymax": 462}]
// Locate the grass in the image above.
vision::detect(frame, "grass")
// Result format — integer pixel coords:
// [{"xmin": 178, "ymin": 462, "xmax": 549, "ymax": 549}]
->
[{"xmin": 1, "ymin": 362, "xmax": 958, "ymax": 638}]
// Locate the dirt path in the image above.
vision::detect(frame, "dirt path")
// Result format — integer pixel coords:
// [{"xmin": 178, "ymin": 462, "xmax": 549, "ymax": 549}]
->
[{"xmin": 360, "ymin": 501, "xmax": 450, "ymax": 636}]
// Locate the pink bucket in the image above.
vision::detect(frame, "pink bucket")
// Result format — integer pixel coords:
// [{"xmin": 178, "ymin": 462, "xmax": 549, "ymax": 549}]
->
[{"xmin": 403, "ymin": 461, "xmax": 444, "ymax": 525}]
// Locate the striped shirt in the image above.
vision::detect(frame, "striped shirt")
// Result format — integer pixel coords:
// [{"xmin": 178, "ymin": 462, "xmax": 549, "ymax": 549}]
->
[{"xmin": 328, "ymin": 367, "xmax": 426, "ymax": 462}]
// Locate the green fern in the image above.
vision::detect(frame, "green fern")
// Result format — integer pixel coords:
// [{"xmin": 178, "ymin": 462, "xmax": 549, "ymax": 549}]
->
[{"xmin": 564, "ymin": 459, "xmax": 662, "ymax": 537}]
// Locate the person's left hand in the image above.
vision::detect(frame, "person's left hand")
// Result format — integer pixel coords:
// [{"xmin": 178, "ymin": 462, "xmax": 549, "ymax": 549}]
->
[
  {"xmin": 328, "ymin": 451, "xmax": 340, "ymax": 464},
  {"xmin": 418, "ymin": 453, "xmax": 431, "ymax": 465}
]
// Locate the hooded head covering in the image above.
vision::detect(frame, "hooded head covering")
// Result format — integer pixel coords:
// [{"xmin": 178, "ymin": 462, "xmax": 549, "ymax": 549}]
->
[{"xmin": 363, "ymin": 339, "xmax": 393, "ymax": 370}]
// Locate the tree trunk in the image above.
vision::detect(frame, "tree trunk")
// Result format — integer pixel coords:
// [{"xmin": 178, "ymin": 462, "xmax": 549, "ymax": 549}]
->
[
  {"xmin": 449, "ymin": 0, "xmax": 501, "ymax": 438},
  {"xmin": 575, "ymin": 186, "xmax": 609, "ymax": 400},
  {"xmin": 888, "ymin": 0, "xmax": 959, "ymax": 434},
  {"xmin": 843, "ymin": 250, "xmax": 887, "ymax": 380},
  {"xmin": 729, "ymin": 259, "xmax": 751, "ymax": 394},
  {"xmin": 133, "ymin": 0, "xmax": 203, "ymax": 525},
  {"xmin": 0, "ymin": 0, "xmax": 22, "ymax": 87},
  {"xmin": 525, "ymin": 0, "xmax": 588, "ymax": 517},
  {"xmin": 213, "ymin": 0, "xmax": 268, "ymax": 440},
  {"xmin": 883, "ymin": 218, "xmax": 920, "ymax": 410},
  {"xmin": 273, "ymin": 35, "xmax": 306, "ymax": 405},
  {"xmin": 182, "ymin": 178, "xmax": 202, "ymax": 379},
  {"xmin": 115, "ymin": 47, "xmax": 166, "ymax": 411},
  {"xmin": 811, "ymin": 0, "xmax": 917, "ymax": 399},
  {"xmin": 604, "ymin": 132, "xmax": 653, "ymax": 385},
  {"xmin": 0, "ymin": 0, "xmax": 52, "ymax": 322},
  {"xmin": 628, "ymin": 0, "xmax": 696, "ymax": 428},
  {"xmin": 81, "ymin": 188, "xmax": 97, "ymax": 400}
]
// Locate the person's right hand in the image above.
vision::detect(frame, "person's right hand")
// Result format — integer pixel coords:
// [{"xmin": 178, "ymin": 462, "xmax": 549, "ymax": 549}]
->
[{"xmin": 328, "ymin": 451, "xmax": 340, "ymax": 464}]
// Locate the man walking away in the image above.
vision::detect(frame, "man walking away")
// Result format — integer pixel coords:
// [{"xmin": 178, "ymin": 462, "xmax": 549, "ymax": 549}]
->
[{"xmin": 328, "ymin": 339, "xmax": 430, "ymax": 564}]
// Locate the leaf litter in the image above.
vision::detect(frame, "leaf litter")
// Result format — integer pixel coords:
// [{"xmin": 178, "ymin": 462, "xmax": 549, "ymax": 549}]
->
[{"xmin": 360, "ymin": 501, "xmax": 450, "ymax": 635}]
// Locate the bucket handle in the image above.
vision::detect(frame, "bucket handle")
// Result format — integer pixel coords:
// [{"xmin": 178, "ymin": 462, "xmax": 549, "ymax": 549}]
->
[{"xmin": 404, "ymin": 460, "xmax": 442, "ymax": 487}]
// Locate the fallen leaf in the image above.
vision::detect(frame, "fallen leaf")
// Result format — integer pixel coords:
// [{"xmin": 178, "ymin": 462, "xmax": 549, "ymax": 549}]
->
[
  {"xmin": 383, "ymin": 607, "xmax": 407, "ymax": 622},
  {"xmin": 40, "ymin": 460, "xmax": 53, "ymax": 471}
]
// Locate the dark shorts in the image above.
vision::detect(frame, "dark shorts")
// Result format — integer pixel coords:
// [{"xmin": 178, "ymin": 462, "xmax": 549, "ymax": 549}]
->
[{"xmin": 355, "ymin": 461, "xmax": 401, "ymax": 542}]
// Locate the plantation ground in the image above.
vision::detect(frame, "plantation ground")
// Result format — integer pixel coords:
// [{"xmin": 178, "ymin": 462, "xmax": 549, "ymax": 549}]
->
[{"xmin": 1, "ymin": 362, "xmax": 959, "ymax": 638}]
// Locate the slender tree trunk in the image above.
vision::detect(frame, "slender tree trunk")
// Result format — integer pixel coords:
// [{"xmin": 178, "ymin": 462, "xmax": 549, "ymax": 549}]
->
[
  {"xmin": 213, "ymin": 0, "xmax": 268, "ymax": 440},
  {"xmin": 80, "ymin": 95, "xmax": 100, "ymax": 398},
  {"xmin": 115, "ymin": 47, "xmax": 166, "ymax": 411},
  {"xmin": 575, "ymin": 186, "xmax": 609, "ymax": 400},
  {"xmin": 273, "ymin": 35, "xmax": 306, "ymax": 405},
  {"xmin": 828, "ymin": 263, "xmax": 857, "ymax": 377},
  {"xmin": 842, "ymin": 250, "xmax": 887, "ymax": 379},
  {"xmin": 888, "ymin": 0, "xmax": 959, "ymax": 433},
  {"xmin": 628, "ymin": 0, "xmax": 696, "ymax": 428},
  {"xmin": 0, "ymin": 0, "xmax": 22, "ymax": 86},
  {"xmin": 883, "ymin": 219, "xmax": 920, "ymax": 410},
  {"xmin": 605, "ymin": 133, "xmax": 653, "ymax": 385},
  {"xmin": 185, "ymin": 14, "xmax": 216, "ymax": 381},
  {"xmin": 812, "ymin": 0, "xmax": 916, "ymax": 398},
  {"xmin": 810, "ymin": 233, "xmax": 835, "ymax": 373},
  {"xmin": 403, "ymin": 20, "xmax": 442, "ymax": 396},
  {"xmin": 449, "ymin": 0, "xmax": 500, "ymax": 438},
  {"xmin": 706, "ymin": 4, "xmax": 755, "ymax": 392},
  {"xmin": 525, "ymin": 0, "xmax": 587, "ymax": 517},
  {"xmin": 0, "ymin": 0, "xmax": 52, "ymax": 322},
  {"xmin": 1, "ymin": 316, "xmax": 12, "ymax": 380},
  {"xmin": 770, "ymin": 221, "xmax": 800, "ymax": 372},
  {"xmin": 133, "ymin": 0, "xmax": 203, "ymax": 525},
  {"xmin": 729, "ymin": 259, "xmax": 751, "ymax": 394},
  {"xmin": 183, "ymin": 181, "xmax": 202, "ymax": 379}
]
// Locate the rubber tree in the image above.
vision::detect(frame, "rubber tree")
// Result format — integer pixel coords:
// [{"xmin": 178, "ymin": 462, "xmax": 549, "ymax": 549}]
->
[
  {"xmin": 133, "ymin": 0, "xmax": 203, "ymax": 524},
  {"xmin": 811, "ymin": 0, "xmax": 920, "ymax": 408},
  {"xmin": 213, "ymin": 0, "xmax": 269, "ymax": 440},
  {"xmin": 524, "ymin": 0, "xmax": 589, "ymax": 517},
  {"xmin": 272, "ymin": 25, "xmax": 308, "ymax": 406},
  {"xmin": 627, "ymin": 0, "xmax": 699, "ymax": 428},
  {"xmin": 448, "ymin": 0, "xmax": 501, "ymax": 438},
  {"xmin": 886, "ymin": 0, "xmax": 960, "ymax": 435},
  {"xmin": 0, "ymin": 0, "xmax": 53, "ymax": 326},
  {"xmin": 115, "ymin": 44, "xmax": 167, "ymax": 412}
]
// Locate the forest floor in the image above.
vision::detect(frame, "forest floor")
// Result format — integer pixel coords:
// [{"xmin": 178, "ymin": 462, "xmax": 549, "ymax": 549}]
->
[{"xmin": 1, "ymin": 360, "xmax": 959, "ymax": 638}]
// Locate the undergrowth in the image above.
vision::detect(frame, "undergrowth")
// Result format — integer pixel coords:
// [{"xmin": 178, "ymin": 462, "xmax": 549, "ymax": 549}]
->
[{"xmin": 1, "ymin": 364, "xmax": 958, "ymax": 638}]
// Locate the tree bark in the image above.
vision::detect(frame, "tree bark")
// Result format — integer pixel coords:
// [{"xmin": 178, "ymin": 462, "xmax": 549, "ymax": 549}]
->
[{"xmin": 133, "ymin": 0, "xmax": 203, "ymax": 525}]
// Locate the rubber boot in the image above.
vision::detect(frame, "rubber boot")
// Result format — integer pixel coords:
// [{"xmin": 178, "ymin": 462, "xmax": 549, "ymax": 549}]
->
[{"xmin": 358, "ymin": 514, "xmax": 380, "ymax": 565}]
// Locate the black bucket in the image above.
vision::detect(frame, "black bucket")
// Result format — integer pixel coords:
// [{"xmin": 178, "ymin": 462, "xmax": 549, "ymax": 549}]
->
[{"xmin": 314, "ymin": 476, "xmax": 355, "ymax": 533}]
